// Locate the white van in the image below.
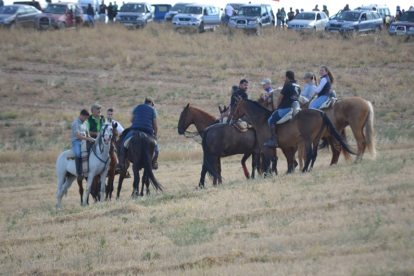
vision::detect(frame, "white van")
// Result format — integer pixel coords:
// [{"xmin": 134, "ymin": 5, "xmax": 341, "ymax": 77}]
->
[{"xmin": 78, "ymin": 0, "xmax": 99, "ymax": 24}]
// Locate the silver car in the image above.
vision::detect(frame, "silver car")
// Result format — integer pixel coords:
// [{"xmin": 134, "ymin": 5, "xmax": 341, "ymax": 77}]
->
[
  {"xmin": 287, "ymin": 11, "xmax": 329, "ymax": 32},
  {"xmin": 0, "ymin": 5, "xmax": 41, "ymax": 29},
  {"xmin": 172, "ymin": 4, "xmax": 221, "ymax": 32},
  {"xmin": 115, "ymin": 2, "xmax": 153, "ymax": 28}
]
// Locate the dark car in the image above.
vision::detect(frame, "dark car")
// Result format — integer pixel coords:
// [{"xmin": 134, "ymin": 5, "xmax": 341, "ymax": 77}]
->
[
  {"xmin": 220, "ymin": 3, "xmax": 245, "ymax": 23},
  {"xmin": 325, "ymin": 10, "xmax": 383, "ymax": 37},
  {"xmin": 34, "ymin": 2, "xmax": 82, "ymax": 29},
  {"xmin": 388, "ymin": 10, "xmax": 414, "ymax": 35},
  {"xmin": 151, "ymin": 4, "xmax": 171, "ymax": 21},
  {"xmin": 0, "ymin": 4, "xmax": 41, "ymax": 28},
  {"xmin": 115, "ymin": 2, "xmax": 153, "ymax": 28},
  {"xmin": 164, "ymin": 2, "xmax": 194, "ymax": 21},
  {"xmin": 228, "ymin": 4, "xmax": 275, "ymax": 35}
]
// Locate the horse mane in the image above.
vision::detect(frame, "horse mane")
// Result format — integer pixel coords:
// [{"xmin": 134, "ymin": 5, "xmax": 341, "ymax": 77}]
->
[
  {"xmin": 189, "ymin": 106, "xmax": 217, "ymax": 121},
  {"xmin": 119, "ymin": 127, "xmax": 131, "ymax": 141},
  {"xmin": 243, "ymin": 99, "xmax": 272, "ymax": 115}
]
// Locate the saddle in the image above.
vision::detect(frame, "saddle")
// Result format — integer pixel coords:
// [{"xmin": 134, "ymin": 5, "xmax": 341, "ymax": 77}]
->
[
  {"xmin": 276, "ymin": 101, "xmax": 301, "ymax": 125},
  {"xmin": 66, "ymin": 140, "xmax": 92, "ymax": 159},
  {"xmin": 232, "ymin": 120, "xmax": 253, "ymax": 133},
  {"xmin": 67, "ymin": 140, "xmax": 92, "ymax": 177},
  {"xmin": 309, "ymin": 91, "xmax": 337, "ymax": 110},
  {"xmin": 123, "ymin": 130, "xmax": 157, "ymax": 149},
  {"xmin": 298, "ymin": 96, "xmax": 309, "ymax": 104}
]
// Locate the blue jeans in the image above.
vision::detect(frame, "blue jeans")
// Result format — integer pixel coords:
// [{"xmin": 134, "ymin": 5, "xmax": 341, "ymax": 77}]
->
[
  {"xmin": 310, "ymin": 95, "xmax": 329, "ymax": 109},
  {"xmin": 224, "ymin": 14, "xmax": 230, "ymax": 24},
  {"xmin": 121, "ymin": 130, "xmax": 159, "ymax": 152},
  {"xmin": 72, "ymin": 139, "xmax": 82, "ymax": 158},
  {"xmin": 88, "ymin": 15, "xmax": 95, "ymax": 26},
  {"xmin": 268, "ymin": 107, "xmax": 291, "ymax": 125},
  {"xmin": 277, "ymin": 19, "xmax": 282, "ymax": 28}
]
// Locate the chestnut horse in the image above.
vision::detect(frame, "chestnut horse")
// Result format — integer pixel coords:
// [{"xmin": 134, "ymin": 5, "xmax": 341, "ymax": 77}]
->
[
  {"xmin": 229, "ymin": 98, "xmax": 356, "ymax": 173},
  {"xmin": 178, "ymin": 103, "xmax": 257, "ymax": 181}
]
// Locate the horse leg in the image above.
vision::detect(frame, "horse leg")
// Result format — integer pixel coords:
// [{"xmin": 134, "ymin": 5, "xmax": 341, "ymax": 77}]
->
[
  {"xmin": 99, "ymin": 171, "xmax": 108, "ymax": 203},
  {"xmin": 251, "ymin": 152, "xmax": 256, "ymax": 179},
  {"xmin": 145, "ymin": 173, "xmax": 150, "ymax": 196},
  {"xmin": 91, "ymin": 177, "xmax": 100, "ymax": 203},
  {"xmin": 309, "ymin": 138, "xmax": 320, "ymax": 171},
  {"xmin": 117, "ymin": 160, "xmax": 129, "ymax": 199},
  {"xmin": 106, "ymin": 152, "xmax": 116, "ymax": 200},
  {"xmin": 58, "ymin": 176, "xmax": 76, "ymax": 207},
  {"xmin": 272, "ymin": 148, "xmax": 278, "ymax": 175},
  {"xmin": 140, "ymin": 172, "xmax": 146, "ymax": 196},
  {"xmin": 241, "ymin": 153, "xmax": 251, "ymax": 179},
  {"xmin": 82, "ymin": 173, "xmax": 95, "ymax": 206},
  {"xmin": 56, "ymin": 173, "xmax": 66, "ymax": 209},
  {"xmin": 350, "ymin": 124, "xmax": 366, "ymax": 163},
  {"xmin": 199, "ymin": 166, "xmax": 207, "ymax": 189},
  {"xmin": 218, "ymin": 158, "xmax": 222, "ymax": 184},
  {"xmin": 328, "ymin": 136, "xmax": 341, "ymax": 166},
  {"xmin": 302, "ymin": 140, "xmax": 313, "ymax": 173},
  {"xmin": 77, "ymin": 179, "xmax": 83, "ymax": 205},
  {"xmin": 132, "ymin": 162, "xmax": 140, "ymax": 198}
]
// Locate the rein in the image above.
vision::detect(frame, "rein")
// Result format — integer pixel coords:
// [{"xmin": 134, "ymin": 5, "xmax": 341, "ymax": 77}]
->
[
  {"xmin": 91, "ymin": 124, "xmax": 111, "ymax": 167},
  {"xmin": 179, "ymin": 108, "xmax": 202, "ymax": 144}
]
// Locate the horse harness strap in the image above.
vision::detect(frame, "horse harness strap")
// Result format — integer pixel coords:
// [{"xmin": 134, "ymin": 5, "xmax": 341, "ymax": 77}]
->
[{"xmin": 91, "ymin": 140, "xmax": 110, "ymax": 167}]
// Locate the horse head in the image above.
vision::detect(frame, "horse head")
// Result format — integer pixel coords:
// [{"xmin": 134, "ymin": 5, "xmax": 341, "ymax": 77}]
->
[
  {"xmin": 229, "ymin": 97, "xmax": 245, "ymax": 122},
  {"xmin": 100, "ymin": 122, "xmax": 113, "ymax": 145},
  {"xmin": 178, "ymin": 103, "xmax": 192, "ymax": 135}
]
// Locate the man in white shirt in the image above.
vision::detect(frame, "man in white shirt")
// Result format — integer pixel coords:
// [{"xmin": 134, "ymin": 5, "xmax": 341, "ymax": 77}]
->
[
  {"xmin": 107, "ymin": 108, "xmax": 124, "ymax": 134},
  {"xmin": 224, "ymin": 4, "xmax": 234, "ymax": 26}
]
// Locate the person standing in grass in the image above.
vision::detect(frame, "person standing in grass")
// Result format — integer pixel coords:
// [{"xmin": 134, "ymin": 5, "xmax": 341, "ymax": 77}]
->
[
  {"xmin": 310, "ymin": 66, "xmax": 334, "ymax": 109},
  {"xmin": 322, "ymin": 5, "xmax": 329, "ymax": 17},
  {"xmin": 99, "ymin": 1, "xmax": 107, "ymax": 23},
  {"xmin": 113, "ymin": 1, "xmax": 118, "ymax": 20},
  {"xmin": 276, "ymin": 8, "xmax": 282, "ymax": 28},
  {"xmin": 116, "ymin": 97, "xmax": 159, "ymax": 170},
  {"xmin": 108, "ymin": 2, "xmax": 114, "ymax": 22},
  {"xmin": 280, "ymin": 7, "xmax": 286, "ymax": 29},
  {"xmin": 287, "ymin": 7, "xmax": 295, "ymax": 24},
  {"xmin": 87, "ymin": 104, "xmax": 107, "ymax": 139},
  {"xmin": 224, "ymin": 3, "xmax": 234, "ymax": 26},
  {"xmin": 301, "ymin": 72, "xmax": 318, "ymax": 101},
  {"xmin": 71, "ymin": 109, "xmax": 95, "ymax": 181},
  {"xmin": 74, "ymin": 4, "xmax": 83, "ymax": 30},
  {"xmin": 87, "ymin": 3, "xmax": 95, "ymax": 27}
]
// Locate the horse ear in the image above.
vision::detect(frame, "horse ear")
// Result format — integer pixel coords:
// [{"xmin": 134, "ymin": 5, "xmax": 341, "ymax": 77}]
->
[
  {"xmin": 218, "ymin": 106, "xmax": 223, "ymax": 114},
  {"xmin": 186, "ymin": 103, "xmax": 190, "ymax": 108},
  {"xmin": 113, "ymin": 122, "xmax": 118, "ymax": 129},
  {"xmin": 101, "ymin": 116, "xmax": 106, "ymax": 125}
]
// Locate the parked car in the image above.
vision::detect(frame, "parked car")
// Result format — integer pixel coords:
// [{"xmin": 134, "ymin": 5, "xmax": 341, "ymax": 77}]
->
[
  {"xmin": 220, "ymin": 3, "xmax": 245, "ymax": 23},
  {"xmin": 172, "ymin": 4, "xmax": 220, "ymax": 32},
  {"xmin": 388, "ymin": 10, "xmax": 414, "ymax": 35},
  {"xmin": 228, "ymin": 4, "xmax": 275, "ymax": 35},
  {"xmin": 13, "ymin": 1, "xmax": 45, "ymax": 11},
  {"xmin": 78, "ymin": 0, "xmax": 100, "ymax": 26},
  {"xmin": 115, "ymin": 2, "xmax": 153, "ymax": 28},
  {"xmin": 325, "ymin": 10, "xmax": 383, "ymax": 37},
  {"xmin": 151, "ymin": 4, "xmax": 171, "ymax": 21},
  {"xmin": 287, "ymin": 11, "xmax": 329, "ymax": 32},
  {"xmin": 34, "ymin": 3, "xmax": 82, "ymax": 29},
  {"xmin": 356, "ymin": 4, "xmax": 393, "ymax": 27},
  {"xmin": 164, "ymin": 2, "xmax": 194, "ymax": 21},
  {"xmin": 0, "ymin": 5, "xmax": 42, "ymax": 29}
]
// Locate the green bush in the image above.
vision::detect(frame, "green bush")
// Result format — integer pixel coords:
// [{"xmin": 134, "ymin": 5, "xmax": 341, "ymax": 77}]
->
[
  {"xmin": 0, "ymin": 111, "xmax": 19, "ymax": 120},
  {"xmin": 166, "ymin": 218, "xmax": 217, "ymax": 246},
  {"xmin": 14, "ymin": 127, "xmax": 35, "ymax": 138}
]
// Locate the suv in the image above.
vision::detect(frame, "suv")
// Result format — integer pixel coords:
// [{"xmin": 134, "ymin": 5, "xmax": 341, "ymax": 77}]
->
[
  {"xmin": 388, "ymin": 10, "xmax": 414, "ymax": 35},
  {"xmin": 172, "ymin": 4, "xmax": 221, "ymax": 32},
  {"xmin": 164, "ymin": 2, "xmax": 194, "ymax": 21},
  {"xmin": 356, "ymin": 4, "xmax": 393, "ymax": 27},
  {"xmin": 115, "ymin": 2, "xmax": 153, "ymax": 28},
  {"xmin": 220, "ymin": 3, "xmax": 245, "ymax": 23},
  {"xmin": 151, "ymin": 4, "xmax": 171, "ymax": 21},
  {"xmin": 325, "ymin": 10, "xmax": 383, "ymax": 37},
  {"xmin": 34, "ymin": 2, "xmax": 82, "ymax": 29},
  {"xmin": 0, "ymin": 5, "xmax": 42, "ymax": 29},
  {"xmin": 228, "ymin": 4, "xmax": 275, "ymax": 35}
]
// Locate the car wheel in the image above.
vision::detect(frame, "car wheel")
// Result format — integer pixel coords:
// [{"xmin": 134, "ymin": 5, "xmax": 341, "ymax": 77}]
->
[
  {"xmin": 59, "ymin": 22, "xmax": 66, "ymax": 30},
  {"xmin": 210, "ymin": 25, "xmax": 216, "ymax": 32},
  {"xmin": 351, "ymin": 28, "xmax": 358, "ymax": 38},
  {"xmin": 199, "ymin": 22, "xmax": 204, "ymax": 33}
]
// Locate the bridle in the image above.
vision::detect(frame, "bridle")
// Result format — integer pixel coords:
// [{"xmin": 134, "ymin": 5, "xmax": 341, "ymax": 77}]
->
[
  {"xmin": 91, "ymin": 123, "xmax": 112, "ymax": 167},
  {"xmin": 178, "ymin": 108, "xmax": 201, "ymax": 143},
  {"xmin": 229, "ymin": 99, "xmax": 269, "ymax": 122}
]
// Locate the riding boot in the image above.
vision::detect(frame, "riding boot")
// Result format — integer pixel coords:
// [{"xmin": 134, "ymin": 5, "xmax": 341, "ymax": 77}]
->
[
  {"xmin": 75, "ymin": 157, "xmax": 84, "ymax": 181},
  {"xmin": 115, "ymin": 148, "xmax": 127, "ymax": 170},
  {"xmin": 152, "ymin": 151, "xmax": 159, "ymax": 170},
  {"xmin": 264, "ymin": 124, "xmax": 279, "ymax": 147}
]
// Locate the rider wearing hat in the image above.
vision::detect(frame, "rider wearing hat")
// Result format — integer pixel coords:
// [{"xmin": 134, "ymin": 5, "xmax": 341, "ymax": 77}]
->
[
  {"xmin": 264, "ymin": 71, "xmax": 300, "ymax": 147},
  {"xmin": 87, "ymin": 103, "xmax": 107, "ymax": 139},
  {"xmin": 116, "ymin": 97, "xmax": 159, "ymax": 170},
  {"xmin": 260, "ymin": 78, "xmax": 274, "ymax": 99},
  {"xmin": 71, "ymin": 109, "xmax": 95, "ymax": 180}
]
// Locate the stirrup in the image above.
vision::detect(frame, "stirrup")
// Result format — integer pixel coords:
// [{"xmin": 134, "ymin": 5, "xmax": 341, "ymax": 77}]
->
[
  {"xmin": 152, "ymin": 162, "xmax": 158, "ymax": 170},
  {"xmin": 264, "ymin": 139, "xmax": 278, "ymax": 147}
]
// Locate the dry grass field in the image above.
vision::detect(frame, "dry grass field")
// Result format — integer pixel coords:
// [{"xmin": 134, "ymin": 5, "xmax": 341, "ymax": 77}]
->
[{"xmin": 0, "ymin": 25, "xmax": 414, "ymax": 275}]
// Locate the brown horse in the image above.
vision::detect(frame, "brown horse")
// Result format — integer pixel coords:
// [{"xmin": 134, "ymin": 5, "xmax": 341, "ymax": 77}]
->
[
  {"xmin": 178, "ymin": 103, "xmax": 257, "ymax": 181},
  {"xmin": 229, "ymin": 98, "xmax": 356, "ymax": 173}
]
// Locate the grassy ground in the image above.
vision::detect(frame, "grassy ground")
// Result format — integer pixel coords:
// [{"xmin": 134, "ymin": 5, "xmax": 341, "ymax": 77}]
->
[{"xmin": 0, "ymin": 25, "xmax": 413, "ymax": 275}]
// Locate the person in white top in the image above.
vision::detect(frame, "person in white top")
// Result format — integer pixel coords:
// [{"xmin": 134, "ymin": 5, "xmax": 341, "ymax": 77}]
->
[
  {"xmin": 224, "ymin": 4, "xmax": 234, "ymax": 26},
  {"xmin": 107, "ymin": 108, "xmax": 124, "ymax": 134},
  {"xmin": 301, "ymin": 72, "xmax": 318, "ymax": 100}
]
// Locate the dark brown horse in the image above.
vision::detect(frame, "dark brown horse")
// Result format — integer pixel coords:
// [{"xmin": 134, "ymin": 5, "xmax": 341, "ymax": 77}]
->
[
  {"xmin": 178, "ymin": 103, "xmax": 257, "ymax": 181},
  {"xmin": 229, "ymin": 98, "xmax": 356, "ymax": 173}
]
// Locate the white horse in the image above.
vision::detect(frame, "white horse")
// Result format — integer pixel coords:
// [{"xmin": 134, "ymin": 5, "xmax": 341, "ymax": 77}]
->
[{"xmin": 56, "ymin": 122, "xmax": 114, "ymax": 209}]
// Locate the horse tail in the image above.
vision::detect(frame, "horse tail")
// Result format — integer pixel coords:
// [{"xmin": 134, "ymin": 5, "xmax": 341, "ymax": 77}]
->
[
  {"xmin": 319, "ymin": 137, "xmax": 330, "ymax": 150},
  {"xmin": 202, "ymin": 129, "xmax": 222, "ymax": 182},
  {"xmin": 321, "ymin": 112, "xmax": 357, "ymax": 155},
  {"xmin": 142, "ymin": 134, "xmax": 163, "ymax": 192},
  {"xmin": 341, "ymin": 129, "xmax": 352, "ymax": 163},
  {"xmin": 365, "ymin": 101, "xmax": 377, "ymax": 159}
]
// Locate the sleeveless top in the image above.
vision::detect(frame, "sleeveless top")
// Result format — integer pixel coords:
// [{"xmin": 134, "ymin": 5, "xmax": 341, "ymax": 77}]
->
[
  {"xmin": 131, "ymin": 103, "xmax": 154, "ymax": 134},
  {"xmin": 319, "ymin": 74, "xmax": 332, "ymax": 97},
  {"xmin": 87, "ymin": 115, "xmax": 106, "ymax": 138}
]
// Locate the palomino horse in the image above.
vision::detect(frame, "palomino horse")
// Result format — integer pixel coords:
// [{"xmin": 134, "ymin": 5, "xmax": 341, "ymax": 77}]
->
[
  {"xmin": 178, "ymin": 103, "xmax": 257, "ymax": 181},
  {"xmin": 118, "ymin": 129, "xmax": 163, "ymax": 197},
  {"xmin": 56, "ymin": 122, "xmax": 114, "ymax": 209},
  {"xmin": 229, "ymin": 98, "xmax": 356, "ymax": 173}
]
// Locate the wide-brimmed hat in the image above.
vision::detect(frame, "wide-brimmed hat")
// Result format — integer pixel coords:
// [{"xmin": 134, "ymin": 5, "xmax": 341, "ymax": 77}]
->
[
  {"xmin": 145, "ymin": 97, "xmax": 155, "ymax": 105},
  {"xmin": 260, "ymin": 78, "xmax": 271, "ymax": 85},
  {"xmin": 91, "ymin": 103, "xmax": 102, "ymax": 110},
  {"xmin": 302, "ymin": 72, "xmax": 313, "ymax": 79}
]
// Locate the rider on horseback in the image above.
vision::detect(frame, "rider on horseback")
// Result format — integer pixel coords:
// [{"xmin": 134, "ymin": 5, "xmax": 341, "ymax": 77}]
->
[
  {"xmin": 264, "ymin": 71, "xmax": 300, "ymax": 147},
  {"xmin": 230, "ymin": 79, "xmax": 249, "ymax": 107},
  {"xmin": 87, "ymin": 103, "xmax": 108, "ymax": 138},
  {"xmin": 116, "ymin": 97, "xmax": 159, "ymax": 170},
  {"xmin": 71, "ymin": 109, "xmax": 96, "ymax": 180},
  {"xmin": 310, "ymin": 66, "xmax": 335, "ymax": 109},
  {"xmin": 260, "ymin": 78, "xmax": 274, "ymax": 99}
]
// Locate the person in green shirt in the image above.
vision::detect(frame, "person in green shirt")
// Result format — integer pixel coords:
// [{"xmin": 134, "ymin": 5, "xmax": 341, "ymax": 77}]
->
[
  {"xmin": 280, "ymin": 7, "xmax": 286, "ymax": 29},
  {"xmin": 87, "ymin": 103, "xmax": 107, "ymax": 139},
  {"xmin": 322, "ymin": 5, "xmax": 329, "ymax": 17}
]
